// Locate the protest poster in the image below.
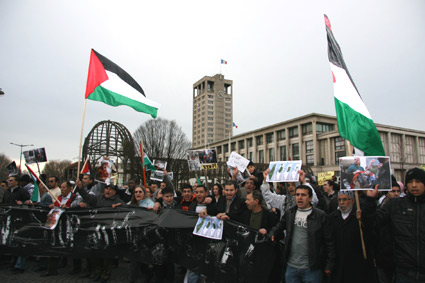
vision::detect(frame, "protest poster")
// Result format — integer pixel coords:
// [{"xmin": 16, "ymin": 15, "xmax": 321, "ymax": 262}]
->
[
  {"xmin": 23, "ymin": 147, "xmax": 48, "ymax": 164},
  {"xmin": 150, "ymin": 170, "xmax": 164, "ymax": 182},
  {"xmin": 167, "ymin": 172, "xmax": 173, "ymax": 180},
  {"xmin": 153, "ymin": 160, "xmax": 167, "ymax": 170},
  {"xmin": 227, "ymin": 152, "xmax": 250, "ymax": 172},
  {"xmin": 266, "ymin": 160, "xmax": 302, "ymax": 182},
  {"xmin": 43, "ymin": 208, "xmax": 64, "ymax": 230},
  {"xmin": 187, "ymin": 149, "xmax": 217, "ymax": 171},
  {"xmin": 339, "ymin": 156, "xmax": 391, "ymax": 191},
  {"xmin": 6, "ymin": 161, "xmax": 18, "ymax": 175},
  {"xmin": 228, "ymin": 165, "xmax": 251, "ymax": 184},
  {"xmin": 96, "ymin": 156, "xmax": 114, "ymax": 185},
  {"xmin": 318, "ymin": 171, "xmax": 335, "ymax": 186},
  {"xmin": 193, "ymin": 216, "xmax": 223, "ymax": 240}
]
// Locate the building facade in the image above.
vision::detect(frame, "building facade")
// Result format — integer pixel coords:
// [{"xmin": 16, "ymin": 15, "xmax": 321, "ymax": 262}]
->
[
  {"xmin": 192, "ymin": 74, "xmax": 233, "ymax": 148},
  {"xmin": 193, "ymin": 113, "xmax": 425, "ymax": 182}
]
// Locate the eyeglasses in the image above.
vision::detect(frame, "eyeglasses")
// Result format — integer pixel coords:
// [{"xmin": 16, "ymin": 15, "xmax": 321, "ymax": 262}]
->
[{"xmin": 338, "ymin": 198, "xmax": 352, "ymax": 202}]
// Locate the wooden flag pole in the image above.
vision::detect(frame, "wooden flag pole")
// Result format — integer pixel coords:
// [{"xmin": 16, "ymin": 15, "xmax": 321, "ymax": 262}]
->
[
  {"xmin": 76, "ymin": 99, "xmax": 88, "ymax": 179},
  {"xmin": 25, "ymin": 164, "xmax": 60, "ymax": 204},
  {"xmin": 140, "ymin": 141, "xmax": 147, "ymax": 188},
  {"xmin": 346, "ymin": 140, "xmax": 367, "ymax": 260}
]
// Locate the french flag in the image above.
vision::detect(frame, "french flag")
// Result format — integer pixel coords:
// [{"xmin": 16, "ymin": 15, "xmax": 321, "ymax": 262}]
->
[
  {"xmin": 221, "ymin": 59, "xmax": 227, "ymax": 64},
  {"xmin": 233, "ymin": 122, "xmax": 238, "ymax": 128}
]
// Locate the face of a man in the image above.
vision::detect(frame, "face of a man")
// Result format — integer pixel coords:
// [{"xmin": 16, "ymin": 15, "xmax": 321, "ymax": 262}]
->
[
  {"xmin": 160, "ymin": 182, "xmax": 167, "ymax": 189},
  {"xmin": 128, "ymin": 181, "xmax": 136, "ymax": 190},
  {"xmin": 182, "ymin": 188, "xmax": 193, "ymax": 202},
  {"xmin": 151, "ymin": 184, "xmax": 158, "ymax": 191},
  {"xmin": 338, "ymin": 194, "xmax": 354, "ymax": 213},
  {"xmin": 247, "ymin": 165, "xmax": 255, "ymax": 174},
  {"xmin": 60, "ymin": 182, "xmax": 72, "ymax": 197},
  {"xmin": 8, "ymin": 177, "xmax": 19, "ymax": 188},
  {"xmin": 387, "ymin": 186, "xmax": 401, "ymax": 199},
  {"xmin": 245, "ymin": 193, "xmax": 258, "ymax": 211},
  {"xmin": 163, "ymin": 193, "xmax": 174, "ymax": 205},
  {"xmin": 245, "ymin": 180, "xmax": 255, "ymax": 193},
  {"xmin": 295, "ymin": 188, "xmax": 312, "ymax": 210},
  {"xmin": 224, "ymin": 185, "xmax": 237, "ymax": 200},
  {"xmin": 82, "ymin": 175, "xmax": 92, "ymax": 186},
  {"xmin": 354, "ymin": 157, "xmax": 360, "ymax": 166},
  {"xmin": 195, "ymin": 187, "xmax": 207, "ymax": 203},
  {"xmin": 323, "ymin": 181, "xmax": 332, "ymax": 194},
  {"xmin": 288, "ymin": 183, "xmax": 296, "ymax": 196},
  {"xmin": 1, "ymin": 182, "xmax": 8, "ymax": 190},
  {"xmin": 407, "ymin": 179, "xmax": 425, "ymax": 197},
  {"xmin": 48, "ymin": 177, "xmax": 58, "ymax": 189},
  {"xmin": 103, "ymin": 186, "xmax": 116, "ymax": 199}
]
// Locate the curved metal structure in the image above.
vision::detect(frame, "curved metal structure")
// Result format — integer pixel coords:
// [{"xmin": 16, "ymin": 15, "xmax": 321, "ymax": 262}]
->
[{"xmin": 82, "ymin": 120, "xmax": 139, "ymax": 183}]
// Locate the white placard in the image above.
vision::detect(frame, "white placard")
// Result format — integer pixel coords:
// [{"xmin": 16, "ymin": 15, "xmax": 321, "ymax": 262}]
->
[
  {"xmin": 226, "ymin": 152, "xmax": 250, "ymax": 172},
  {"xmin": 266, "ymin": 160, "xmax": 302, "ymax": 182},
  {"xmin": 193, "ymin": 216, "xmax": 223, "ymax": 240}
]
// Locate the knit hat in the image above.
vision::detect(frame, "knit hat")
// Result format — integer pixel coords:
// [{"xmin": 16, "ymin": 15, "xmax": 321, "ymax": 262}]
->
[
  {"xmin": 391, "ymin": 175, "xmax": 400, "ymax": 188},
  {"xmin": 247, "ymin": 161, "xmax": 254, "ymax": 167},
  {"xmin": 404, "ymin": 168, "xmax": 425, "ymax": 186},
  {"xmin": 338, "ymin": 190, "xmax": 354, "ymax": 199}
]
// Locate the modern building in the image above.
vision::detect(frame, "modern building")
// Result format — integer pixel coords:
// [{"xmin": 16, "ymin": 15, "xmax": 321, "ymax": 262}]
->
[
  {"xmin": 193, "ymin": 113, "xmax": 425, "ymax": 182},
  {"xmin": 192, "ymin": 74, "xmax": 233, "ymax": 148}
]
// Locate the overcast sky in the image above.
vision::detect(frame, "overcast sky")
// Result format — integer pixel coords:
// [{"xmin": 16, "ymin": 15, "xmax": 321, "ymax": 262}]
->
[{"xmin": 1, "ymin": 0, "xmax": 424, "ymax": 164}]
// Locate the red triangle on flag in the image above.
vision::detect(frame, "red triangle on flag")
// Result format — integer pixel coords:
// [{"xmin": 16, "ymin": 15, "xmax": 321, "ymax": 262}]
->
[{"xmin": 85, "ymin": 49, "xmax": 109, "ymax": 98}]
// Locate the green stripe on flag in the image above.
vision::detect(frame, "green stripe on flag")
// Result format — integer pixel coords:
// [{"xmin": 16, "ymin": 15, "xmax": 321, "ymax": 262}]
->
[{"xmin": 334, "ymin": 97, "xmax": 385, "ymax": 156}]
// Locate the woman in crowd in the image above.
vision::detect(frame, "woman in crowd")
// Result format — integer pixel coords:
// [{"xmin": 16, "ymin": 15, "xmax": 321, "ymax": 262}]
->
[
  {"xmin": 130, "ymin": 185, "xmax": 154, "ymax": 209},
  {"xmin": 212, "ymin": 183, "xmax": 223, "ymax": 203}
]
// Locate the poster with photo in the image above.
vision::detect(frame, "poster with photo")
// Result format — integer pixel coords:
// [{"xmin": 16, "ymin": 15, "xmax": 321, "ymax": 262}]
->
[
  {"xmin": 43, "ymin": 208, "xmax": 64, "ymax": 230},
  {"xmin": 339, "ymin": 156, "xmax": 391, "ymax": 191},
  {"xmin": 153, "ymin": 160, "xmax": 167, "ymax": 170},
  {"xmin": 193, "ymin": 216, "xmax": 223, "ymax": 240},
  {"xmin": 6, "ymin": 161, "xmax": 18, "ymax": 175},
  {"xmin": 227, "ymin": 152, "xmax": 250, "ymax": 172},
  {"xmin": 150, "ymin": 170, "xmax": 164, "ymax": 182},
  {"xmin": 266, "ymin": 160, "xmax": 302, "ymax": 182},
  {"xmin": 23, "ymin": 147, "xmax": 48, "ymax": 164},
  {"xmin": 97, "ymin": 157, "xmax": 114, "ymax": 185},
  {"xmin": 167, "ymin": 172, "xmax": 173, "ymax": 180},
  {"xmin": 228, "ymin": 165, "xmax": 251, "ymax": 184},
  {"xmin": 187, "ymin": 149, "xmax": 217, "ymax": 170}
]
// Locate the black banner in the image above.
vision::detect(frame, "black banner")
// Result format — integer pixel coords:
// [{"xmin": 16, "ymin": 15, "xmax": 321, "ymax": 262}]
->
[{"xmin": 0, "ymin": 205, "xmax": 276, "ymax": 282}]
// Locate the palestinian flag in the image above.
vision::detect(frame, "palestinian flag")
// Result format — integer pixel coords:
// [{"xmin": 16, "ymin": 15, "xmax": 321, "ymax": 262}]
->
[
  {"xmin": 143, "ymin": 153, "xmax": 156, "ymax": 171},
  {"xmin": 325, "ymin": 15, "xmax": 385, "ymax": 156},
  {"xmin": 80, "ymin": 158, "xmax": 90, "ymax": 174},
  {"xmin": 25, "ymin": 164, "xmax": 40, "ymax": 202},
  {"xmin": 85, "ymin": 49, "xmax": 161, "ymax": 118}
]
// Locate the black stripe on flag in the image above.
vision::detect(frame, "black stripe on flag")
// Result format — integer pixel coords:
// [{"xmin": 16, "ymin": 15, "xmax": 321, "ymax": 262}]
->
[
  {"xmin": 92, "ymin": 49, "xmax": 146, "ymax": 97},
  {"xmin": 324, "ymin": 14, "xmax": 362, "ymax": 99}
]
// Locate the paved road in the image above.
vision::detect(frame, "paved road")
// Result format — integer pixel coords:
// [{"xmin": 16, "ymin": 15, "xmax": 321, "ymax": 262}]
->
[{"xmin": 0, "ymin": 256, "xmax": 186, "ymax": 283}]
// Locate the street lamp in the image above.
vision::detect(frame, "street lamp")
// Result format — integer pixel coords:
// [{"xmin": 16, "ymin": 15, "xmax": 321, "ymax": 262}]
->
[{"xmin": 10, "ymin": 142, "xmax": 33, "ymax": 174}]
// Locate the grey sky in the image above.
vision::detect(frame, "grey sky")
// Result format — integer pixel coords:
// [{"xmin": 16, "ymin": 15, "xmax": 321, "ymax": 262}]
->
[{"xmin": 1, "ymin": 0, "xmax": 424, "ymax": 164}]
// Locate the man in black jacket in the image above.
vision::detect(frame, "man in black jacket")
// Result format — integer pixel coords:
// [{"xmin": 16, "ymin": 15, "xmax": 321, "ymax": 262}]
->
[
  {"xmin": 270, "ymin": 185, "xmax": 335, "ymax": 283},
  {"xmin": 366, "ymin": 167, "xmax": 425, "ymax": 282},
  {"xmin": 242, "ymin": 190, "xmax": 278, "ymax": 234},
  {"xmin": 5, "ymin": 175, "xmax": 30, "ymax": 205}
]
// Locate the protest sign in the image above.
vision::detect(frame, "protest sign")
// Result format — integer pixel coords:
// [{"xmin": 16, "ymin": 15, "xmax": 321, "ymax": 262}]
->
[
  {"xmin": 153, "ymin": 159, "xmax": 167, "ymax": 170},
  {"xmin": 228, "ymin": 165, "xmax": 251, "ymax": 184},
  {"xmin": 23, "ymin": 147, "xmax": 47, "ymax": 164},
  {"xmin": 339, "ymin": 156, "xmax": 391, "ymax": 191},
  {"xmin": 167, "ymin": 172, "xmax": 173, "ymax": 180},
  {"xmin": 318, "ymin": 171, "xmax": 335, "ymax": 186},
  {"xmin": 227, "ymin": 152, "xmax": 250, "ymax": 172},
  {"xmin": 96, "ymin": 156, "xmax": 114, "ymax": 185},
  {"xmin": 43, "ymin": 207, "xmax": 64, "ymax": 230},
  {"xmin": 266, "ymin": 160, "xmax": 302, "ymax": 182},
  {"xmin": 193, "ymin": 216, "xmax": 223, "ymax": 240},
  {"xmin": 150, "ymin": 170, "xmax": 164, "ymax": 182},
  {"xmin": 6, "ymin": 161, "xmax": 17, "ymax": 175},
  {"xmin": 187, "ymin": 149, "xmax": 217, "ymax": 171}
]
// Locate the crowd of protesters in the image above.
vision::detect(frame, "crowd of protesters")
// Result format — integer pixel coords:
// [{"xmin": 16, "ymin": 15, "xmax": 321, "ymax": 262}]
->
[{"xmin": 0, "ymin": 160, "xmax": 424, "ymax": 283}]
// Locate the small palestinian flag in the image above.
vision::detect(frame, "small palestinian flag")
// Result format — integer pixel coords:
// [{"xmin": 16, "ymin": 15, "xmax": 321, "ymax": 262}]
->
[
  {"xmin": 324, "ymin": 15, "xmax": 385, "ymax": 156},
  {"xmin": 80, "ymin": 158, "xmax": 90, "ymax": 175},
  {"xmin": 85, "ymin": 49, "xmax": 161, "ymax": 118}
]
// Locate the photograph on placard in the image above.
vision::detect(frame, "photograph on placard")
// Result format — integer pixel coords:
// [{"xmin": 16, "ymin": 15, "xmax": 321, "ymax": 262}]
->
[
  {"xmin": 43, "ymin": 208, "xmax": 64, "ymax": 230},
  {"xmin": 150, "ymin": 170, "xmax": 165, "ymax": 182},
  {"xmin": 97, "ymin": 156, "xmax": 114, "ymax": 184},
  {"xmin": 339, "ymin": 156, "xmax": 391, "ymax": 191},
  {"xmin": 228, "ymin": 165, "xmax": 251, "ymax": 184},
  {"xmin": 153, "ymin": 159, "xmax": 167, "ymax": 170}
]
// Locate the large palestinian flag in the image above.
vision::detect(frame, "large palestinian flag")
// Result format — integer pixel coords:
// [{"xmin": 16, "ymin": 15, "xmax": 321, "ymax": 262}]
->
[
  {"xmin": 325, "ymin": 15, "xmax": 385, "ymax": 156},
  {"xmin": 85, "ymin": 49, "xmax": 160, "ymax": 118}
]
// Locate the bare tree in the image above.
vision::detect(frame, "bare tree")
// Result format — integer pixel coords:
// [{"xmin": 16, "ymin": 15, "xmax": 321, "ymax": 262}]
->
[
  {"xmin": 0, "ymin": 153, "xmax": 12, "ymax": 180},
  {"xmin": 42, "ymin": 160, "xmax": 72, "ymax": 181},
  {"xmin": 133, "ymin": 118, "xmax": 191, "ymax": 161}
]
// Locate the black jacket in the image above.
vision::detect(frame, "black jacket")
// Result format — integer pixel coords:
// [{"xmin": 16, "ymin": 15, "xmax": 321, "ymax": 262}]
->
[
  {"xmin": 270, "ymin": 205, "xmax": 335, "ymax": 271},
  {"xmin": 207, "ymin": 196, "xmax": 248, "ymax": 223},
  {"xmin": 240, "ymin": 208, "xmax": 278, "ymax": 232},
  {"xmin": 4, "ymin": 186, "xmax": 30, "ymax": 205},
  {"xmin": 366, "ymin": 193, "xmax": 425, "ymax": 280},
  {"xmin": 76, "ymin": 187, "xmax": 125, "ymax": 207}
]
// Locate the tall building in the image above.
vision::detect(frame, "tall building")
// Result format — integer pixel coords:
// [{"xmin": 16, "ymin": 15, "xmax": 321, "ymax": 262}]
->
[{"xmin": 192, "ymin": 74, "xmax": 233, "ymax": 148}]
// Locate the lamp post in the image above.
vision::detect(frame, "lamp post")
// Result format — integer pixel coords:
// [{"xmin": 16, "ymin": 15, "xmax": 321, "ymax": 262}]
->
[{"xmin": 10, "ymin": 142, "xmax": 33, "ymax": 174}]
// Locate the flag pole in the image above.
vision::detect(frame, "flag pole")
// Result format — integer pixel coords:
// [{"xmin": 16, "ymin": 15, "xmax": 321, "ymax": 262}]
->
[
  {"xmin": 140, "ymin": 141, "xmax": 147, "ymax": 188},
  {"xmin": 25, "ymin": 164, "xmax": 60, "ymax": 204},
  {"xmin": 346, "ymin": 140, "xmax": 367, "ymax": 260},
  {"xmin": 76, "ymin": 99, "xmax": 88, "ymax": 179}
]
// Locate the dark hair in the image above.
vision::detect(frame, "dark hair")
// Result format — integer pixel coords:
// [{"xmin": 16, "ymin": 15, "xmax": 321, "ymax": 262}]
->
[
  {"xmin": 161, "ymin": 187, "xmax": 174, "ymax": 196},
  {"xmin": 195, "ymin": 185, "xmax": 207, "ymax": 192},
  {"xmin": 224, "ymin": 180, "xmax": 238, "ymax": 190},
  {"xmin": 180, "ymin": 183, "xmax": 193, "ymax": 191},
  {"xmin": 250, "ymin": 190, "xmax": 263, "ymax": 204},
  {"xmin": 324, "ymin": 180, "xmax": 334, "ymax": 188},
  {"xmin": 295, "ymin": 185, "xmax": 313, "ymax": 197},
  {"xmin": 213, "ymin": 183, "xmax": 223, "ymax": 196},
  {"xmin": 20, "ymin": 174, "xmax": 32, "ymax": 184},
  {"xmin": 61, "ymin": 181, "xmax": 74, "ymax": 189}
]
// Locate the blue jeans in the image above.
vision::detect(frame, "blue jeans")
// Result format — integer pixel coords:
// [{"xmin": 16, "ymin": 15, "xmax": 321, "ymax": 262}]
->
[
  {"xmin": 15, "ymin": 256, "xmax": 27, "ymax": 270},
  {"xmin": 187, "ymin": 269, "xmax": 200, "ymax": 283},
  {"xmin": 285, "ymin": 265, "xmax": 322, "ymax": 283}
]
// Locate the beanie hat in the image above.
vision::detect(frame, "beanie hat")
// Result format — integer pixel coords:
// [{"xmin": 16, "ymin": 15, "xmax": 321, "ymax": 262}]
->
[
  {"xmin": 338, "ymin": 190, "xmax": 354, "ymax": 199},
  {"xmin": 391, "ymin": 175, "xmax": 400, "ymax": 188},
  {"xmin": 405, "ymin": 168, "xmax": 425, "ymax": 186}
]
